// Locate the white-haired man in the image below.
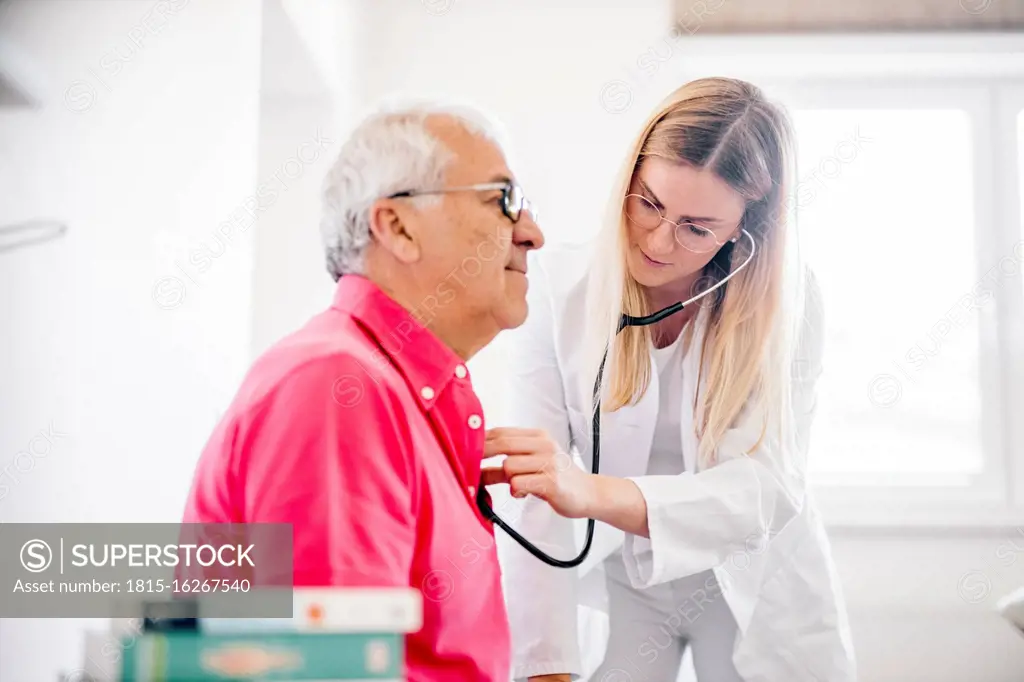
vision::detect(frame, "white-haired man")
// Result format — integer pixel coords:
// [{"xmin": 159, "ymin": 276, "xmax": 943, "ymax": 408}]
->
[{"xmin": 183, "ymin": 103, "xmax": 545, "ymax": 681}]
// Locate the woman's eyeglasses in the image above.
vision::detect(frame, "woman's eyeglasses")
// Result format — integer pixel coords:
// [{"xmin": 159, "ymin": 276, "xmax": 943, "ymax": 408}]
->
[
  {"xmin": 388, "ymin": 181, "xmax": 537, "ymax": 223},
  {"xmin": 624, "ymin": 193, "xmax": 735, "ymax": 254}
]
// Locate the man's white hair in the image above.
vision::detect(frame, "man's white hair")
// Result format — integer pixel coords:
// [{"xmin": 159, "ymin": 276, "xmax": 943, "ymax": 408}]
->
[{"xmin": 320, "ymin": 98, "xmax": 512, "ymax": 281}]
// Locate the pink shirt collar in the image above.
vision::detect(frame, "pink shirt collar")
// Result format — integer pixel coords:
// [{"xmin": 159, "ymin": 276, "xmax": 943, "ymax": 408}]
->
[{"xmin": 330, "ymin": 275, "xmax": 466, "ymax": 409}]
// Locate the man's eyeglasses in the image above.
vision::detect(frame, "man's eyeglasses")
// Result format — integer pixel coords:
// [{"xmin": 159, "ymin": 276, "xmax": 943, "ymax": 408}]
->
[{"xmin": 387, "ymin": 181, "xmax": 537, "ymax": 223}]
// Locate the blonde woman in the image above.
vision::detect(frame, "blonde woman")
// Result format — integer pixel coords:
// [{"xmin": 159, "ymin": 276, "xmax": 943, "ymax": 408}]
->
[{"xmin": 482, "ymin": 78, "xmax": 856, "ymax": 681}]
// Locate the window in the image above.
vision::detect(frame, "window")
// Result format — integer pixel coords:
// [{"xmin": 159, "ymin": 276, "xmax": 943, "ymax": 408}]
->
[
  {"xmin": 795, "ymin": 106, "xmax": 983, "ymax": 481},
  {"xmin": 752, "ymin": 77, "xmax": 1024, "ymax": 524}
]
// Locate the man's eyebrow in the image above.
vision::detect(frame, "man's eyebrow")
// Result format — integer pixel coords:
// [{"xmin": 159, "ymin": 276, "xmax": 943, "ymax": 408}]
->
[
  {"xmin": 637, "ymin": 178, "xmax": 723, "ymax": 224},
  {"xmin": 487, "ymin": 174, "xmax": 512, "ymax": 185}
]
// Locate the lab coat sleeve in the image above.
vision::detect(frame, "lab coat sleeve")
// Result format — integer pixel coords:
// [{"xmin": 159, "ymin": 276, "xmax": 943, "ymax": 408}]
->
[
  {"xmin": 500, "ymin": 256, "xmax": 584, "ymax": 681},
  {"xmin": 622, "ymin": 270, "xmax": 826, "ymax": 588}
]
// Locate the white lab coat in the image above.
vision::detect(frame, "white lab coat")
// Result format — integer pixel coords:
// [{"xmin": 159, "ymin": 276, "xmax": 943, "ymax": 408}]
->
[{"xmin": 498, "ymin": 243, "xmax": 857, "ymax": 682}]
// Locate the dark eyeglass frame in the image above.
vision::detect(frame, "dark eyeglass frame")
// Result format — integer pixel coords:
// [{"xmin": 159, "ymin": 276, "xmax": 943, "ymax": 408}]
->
[
  {"xmin": 624, "ymin": 193, "xmax": 738, "ymax": 254},
  {"xmin": 387, "ymin": 181, "xmax": 537, "ymax": 223}
]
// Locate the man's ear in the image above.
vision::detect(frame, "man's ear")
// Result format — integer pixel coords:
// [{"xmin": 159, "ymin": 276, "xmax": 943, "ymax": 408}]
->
[{"xmin": 368, "ymin": 199, "xmax": 421, "ymax": 265}]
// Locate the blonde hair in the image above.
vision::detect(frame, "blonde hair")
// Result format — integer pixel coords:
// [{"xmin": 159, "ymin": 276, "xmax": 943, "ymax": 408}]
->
[{"xmin": 583, "ymin": 77, "xmax": 804, "ymax": 468}]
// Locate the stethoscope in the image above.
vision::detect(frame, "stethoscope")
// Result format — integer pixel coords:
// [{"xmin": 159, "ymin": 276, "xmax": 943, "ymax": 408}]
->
[{"xmin": 476, "ymin": 229, "xmax": 757, "ymax": 568}]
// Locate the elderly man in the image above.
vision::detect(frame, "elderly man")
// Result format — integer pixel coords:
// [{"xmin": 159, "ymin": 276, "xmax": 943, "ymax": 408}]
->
[{"xmin": 182, "ymin": 102, "xmax": 544, "ymax": 681}]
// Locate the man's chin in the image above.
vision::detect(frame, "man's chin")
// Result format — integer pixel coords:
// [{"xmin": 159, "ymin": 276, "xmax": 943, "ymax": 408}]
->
[{"xmin": 497, "ymin": 298, "xmax": 529, "ymax": 330}]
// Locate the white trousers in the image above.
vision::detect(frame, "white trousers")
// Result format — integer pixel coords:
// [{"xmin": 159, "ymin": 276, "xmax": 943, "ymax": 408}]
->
[{"xmin": 588, "ymin": 554, "xmax": 745, "ymax": 682}]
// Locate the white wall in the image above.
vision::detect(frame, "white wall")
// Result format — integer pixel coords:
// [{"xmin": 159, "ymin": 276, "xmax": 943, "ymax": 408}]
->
[{"xmin": 0, "ymin": 0, "xmax": 262, "ymax": 678}]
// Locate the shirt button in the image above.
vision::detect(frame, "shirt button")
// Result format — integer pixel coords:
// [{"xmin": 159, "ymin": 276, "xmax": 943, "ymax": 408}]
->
[
  {"xmin": 455, "ymin": 365, "xmax": 467, "ymax": 379},
  {"xmin": 467, "ymin": 414, "xmax": 482, "ymax": 429},
  {"xmin": 420, "ymin": 386, "xmax": 435, "ymax": 400},
  {"xmin": 468, "ymin": 485, "xmax": 476, "ymax": 497}
]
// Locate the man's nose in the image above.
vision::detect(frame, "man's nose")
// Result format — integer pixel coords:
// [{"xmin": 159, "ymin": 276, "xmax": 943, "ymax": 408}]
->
[{"xmin": 513, "ymin": 211, "xmax": 545, "ymax": 252}]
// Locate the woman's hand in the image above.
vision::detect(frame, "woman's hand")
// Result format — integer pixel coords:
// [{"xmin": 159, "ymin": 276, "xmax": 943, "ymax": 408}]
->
[
  {"xmin": 481, "ymin": 427, "xmax": 651, "ymax": 536},
  {"xmin": 481, "ymin": 427, "xmax": 595, "ymax": 519}
]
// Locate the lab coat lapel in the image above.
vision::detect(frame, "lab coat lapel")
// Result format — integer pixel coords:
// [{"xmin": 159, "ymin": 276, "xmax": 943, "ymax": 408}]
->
[{"xmin": 574, "ymin": 351, "xmax": 659, "ymax": 579}]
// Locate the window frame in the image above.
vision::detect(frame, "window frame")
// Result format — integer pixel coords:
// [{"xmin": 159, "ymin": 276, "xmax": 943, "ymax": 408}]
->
[{"xmin": 996, "ymin": 85, "xmax": 1024, "ymax": 526}]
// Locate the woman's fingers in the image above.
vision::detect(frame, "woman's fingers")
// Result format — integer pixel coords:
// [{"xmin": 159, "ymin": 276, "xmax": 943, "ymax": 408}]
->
[
  {"xmin": 484, "ymin": 428, "xmax": 554, "ymax": 455},
  {"xmin": 480, "ymin": 457, "xmax": 549, "ymax": 487},
  {"xmin": 483, "ymin": 435, "xmax": 551, "ymax": 458},
  {"xmin": 508, "ymin": 473, "xmax": 549, "ymax": 499},
  {"xmin": 501, "ymin": 454, "xmax": 548, "ymax": 476},
  {"xmin": 483, "ymin": 454, "xmax": 556, "ymax": 492},
  {"xmin": 480, "ymin": 427, "xmax": 583, "ymax": 510},
  {"xmin": 480, "ymin": 466, "xmax": 510, "ymax": 487},
  {"xmin": 485, "ymin": 427, "xmax": 546, "ymax": 441}
]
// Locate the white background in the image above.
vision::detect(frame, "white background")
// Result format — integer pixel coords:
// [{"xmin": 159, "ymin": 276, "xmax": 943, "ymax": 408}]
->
[{"xmin": 1, "ymin": 1, "xmax": 1023, "ymax": 680}]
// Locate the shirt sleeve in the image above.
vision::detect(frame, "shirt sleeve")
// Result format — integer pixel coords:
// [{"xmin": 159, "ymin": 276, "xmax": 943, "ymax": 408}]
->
[{"xmin": 240, "ymin": 358, "xmax": 418, "ymax": 588}]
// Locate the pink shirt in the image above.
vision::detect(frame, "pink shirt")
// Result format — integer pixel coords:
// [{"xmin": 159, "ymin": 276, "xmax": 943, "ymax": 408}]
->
[{"xmin": 183, "ymin": 275, "xmax": 510, "ymax": 682}]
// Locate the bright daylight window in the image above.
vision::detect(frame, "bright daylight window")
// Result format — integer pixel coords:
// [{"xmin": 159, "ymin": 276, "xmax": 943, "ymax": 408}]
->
[
  {"xmin": 794, "ymin": 108, "xmax": 983, "ymax": 482},
  {"xmin": 757, "ymin": 79, "xmax": 1024, "ymax": 515}
]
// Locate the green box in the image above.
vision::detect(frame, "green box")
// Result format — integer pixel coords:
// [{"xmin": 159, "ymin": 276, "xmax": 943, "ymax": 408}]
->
[{"xmin": 120, "ymin": 631, "xmax": 403, "ymax": 681}]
